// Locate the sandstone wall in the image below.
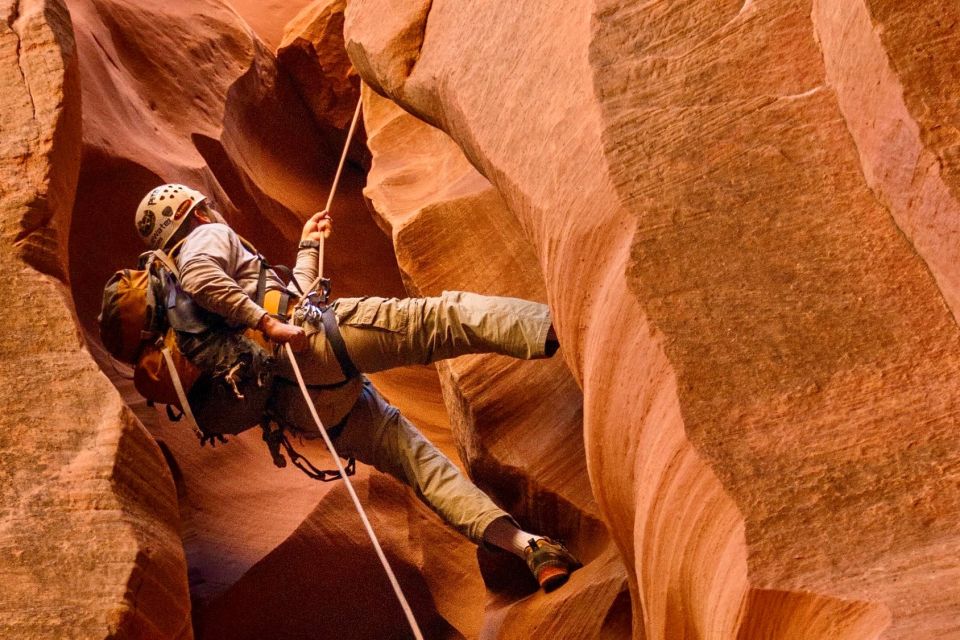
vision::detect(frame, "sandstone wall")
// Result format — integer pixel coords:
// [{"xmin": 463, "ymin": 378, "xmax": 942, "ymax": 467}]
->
[
  {"xmin": 0, "ymin": 0, "xmax": 191, "ymax": 638},
  {"xmin": 361, "ymin": 85, "xmax": 630, "ymax": 637},
  {"xmin": 57, "ymin": 0, "xmax": 529, "ymax": 636},
  {"xmin": 344, "ymin": 0, "xmax": 960, "ymax": 638},
  {"xmin": 6, "ymin": 0, "xmax": 959, "ymax": 637}
]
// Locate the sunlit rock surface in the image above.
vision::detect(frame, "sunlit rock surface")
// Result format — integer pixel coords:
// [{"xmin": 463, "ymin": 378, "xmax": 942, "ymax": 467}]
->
[
  {"xmin": 0, "ymin": 0, "xmax": 190, "ymax": 638},
  {"xmin": 4, "ymin": 0, "xmax": 960, "ymax": 637},
  {"xmin": 345, "ymin": 0, "xmax": 960, "ymax": 638},
  {"xmin": 362, "ymin": 85, "xmax": 630, "ymax": 637}
]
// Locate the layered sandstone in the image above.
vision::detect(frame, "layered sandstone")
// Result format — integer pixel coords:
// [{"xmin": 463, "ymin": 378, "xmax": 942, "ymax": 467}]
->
[
  {"xmin": 0, "ymin": 0, "xmax": 191, "ymax": 638},
  {"xmin": 5, "ymin": 0, "xmax": 959, "ymax": 638},
  {"xmin": 344, "ymin": 0, "xmax": 960, "ymax": 638},
  {"xmin": 360, "ymin": 84, "xmax": 630, "ymax": 635},
  {"xmin": 58, "ymin": 0, "xmax": 540, "ymax": 636}
]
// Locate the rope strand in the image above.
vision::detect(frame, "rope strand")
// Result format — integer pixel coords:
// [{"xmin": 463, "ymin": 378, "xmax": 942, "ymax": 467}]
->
[
  {"xmin": 285, "ymin": 88, "xmax": 424, "ymax": 638},
  {"xmin": 298, "ymin": 93, "xmax": 364, "ymax": 305},
  {"xmin": 283, "ymin": 344, "xmax": 425, "ymax": 640},
  {"xmin": 325, "ymin": 94, "xmax": 364, "ymax": 214}
]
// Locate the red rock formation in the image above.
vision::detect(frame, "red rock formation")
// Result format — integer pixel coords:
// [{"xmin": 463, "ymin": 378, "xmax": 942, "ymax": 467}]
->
[
  {"xmin": 8, "ymin": 0, "xmax": 959, "ymax": 637},
  {"xmin": 222, "ymin": 0, "xmax": 314, "ymax": 51},
  {"xmin": 344, "ymin": 0, "xmax": 960, "ymax": 638},
  {"xmin": 0, "ymin": 0, "xmax": 190, "ymax": 638},
  {"xmin": 277, "ymin": 0, "xmax": 356, "ymax": 131},
  {"xmin": 362, "ymin": 85, "xmax": 630, "ymax": 637}
]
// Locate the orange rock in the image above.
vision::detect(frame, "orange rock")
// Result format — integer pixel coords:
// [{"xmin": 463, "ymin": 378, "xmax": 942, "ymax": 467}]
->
[
  {"xmin": 345, "ymin": 0, "xmax": 960, "ymax": 637},
  {"xmin": 62, "ymin": 0, "xmax": 427, "ymax": 636},
  {"xmin": 362, "ymin": 85, "xmax": 630, "ymax": 636},
  {"xmin": 0, "ymin": 0, "xmax": 191, "ymax": 638},
  {"xmin": 278, "ymin": 0, "xmax": 357, "ymax": 132}
]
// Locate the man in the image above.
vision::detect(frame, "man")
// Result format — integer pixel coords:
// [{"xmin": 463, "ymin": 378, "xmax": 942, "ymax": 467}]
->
[{"xmin": 134, "ymin": 183, "xmax": 580, "ymax": 591}]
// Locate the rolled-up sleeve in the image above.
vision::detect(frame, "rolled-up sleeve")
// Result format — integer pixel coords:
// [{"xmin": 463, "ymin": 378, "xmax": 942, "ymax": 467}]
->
[{"xmin": 291, "ymin": 247, "xmax": 319, "ymax": 294}]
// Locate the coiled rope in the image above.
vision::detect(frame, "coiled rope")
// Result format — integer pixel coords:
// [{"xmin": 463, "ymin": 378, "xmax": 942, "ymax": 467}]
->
[{"xmin": 285, "ymin": 91, "xmax": 425, "ymax": 640}]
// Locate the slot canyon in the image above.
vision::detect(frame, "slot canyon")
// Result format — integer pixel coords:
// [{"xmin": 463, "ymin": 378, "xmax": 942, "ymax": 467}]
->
[{"xmin": 2, "ymin": 0, "xmax": 959, "ymax": 638}]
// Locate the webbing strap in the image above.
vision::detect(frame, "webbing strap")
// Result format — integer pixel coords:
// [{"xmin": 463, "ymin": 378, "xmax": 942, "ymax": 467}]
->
[
  {"xmin": 255, "ymin": 261, "xmax": 267, "ymax": 307},
  {"xmin": 320, "ymin": 307, "xmax": 360, "ymax": 380},
  {"xmin": 152, "ymin": 249, "xmax": 181, "ymax": 280},
  {"xmin": 161, "ymin": 347, "xmax": 202, "ymax": 440},
  {"xmin": 283, "ymin": 343, "xmax": 423, "ymax": 640}
]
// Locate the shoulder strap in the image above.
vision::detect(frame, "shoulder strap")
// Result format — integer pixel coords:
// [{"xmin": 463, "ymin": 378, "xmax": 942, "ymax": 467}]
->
[
  {"xmin": 151, "ymin": 249, "xmax": 180, "ymax": 280},
  {"xmin": 149, "ymin": 238, "xmax": 188, "ymax": 280},
  {"xmin": 235, "ymin": 233, "xmax": 258, "ymax": 256},
  {"xmin": 161, "ymin": 347, "xmax": 203, "ymax": 440}
]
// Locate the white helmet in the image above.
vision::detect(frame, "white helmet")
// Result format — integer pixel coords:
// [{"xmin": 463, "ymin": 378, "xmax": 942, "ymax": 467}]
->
[{"xmin": 135, "ymin": 183, "xmax": 207, "ymax": 249}]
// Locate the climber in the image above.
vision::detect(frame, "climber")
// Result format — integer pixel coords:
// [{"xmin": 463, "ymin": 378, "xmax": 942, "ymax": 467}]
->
[{"xmin": 133, "ymin": 183, "xmax": 581, "ymax": 592}]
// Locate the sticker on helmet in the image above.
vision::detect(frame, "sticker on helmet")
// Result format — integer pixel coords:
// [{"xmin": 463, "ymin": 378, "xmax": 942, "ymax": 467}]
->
[
  {"xmin": 138, "ymin": 210, "xmax": 155, "ymax": 236},
  {"xmin": 174, "ymin": 198, "xmax": 194, "ymax": 220},
  {"xmin": 162, "ymin": 205, "xmax": 173, "ymax": 217},
  {"xmin": 150, "ymin": 219, "xmax": 171, "ymax": 247}
]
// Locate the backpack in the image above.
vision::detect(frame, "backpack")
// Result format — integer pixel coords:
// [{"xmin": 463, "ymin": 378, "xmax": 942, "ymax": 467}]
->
[
  {"xmin": 99, "ymin": 242, "xmax": 199, "ymax": 388},
  {"xmin": 98, "ymin": 239, "xmax": 275, "ymax": 435},
  {"xmin": 98, "ymin": 237, "xmax": 353, "ymax": 482}
]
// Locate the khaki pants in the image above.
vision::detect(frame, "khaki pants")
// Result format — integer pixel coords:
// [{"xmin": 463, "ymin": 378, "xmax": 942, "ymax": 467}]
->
[{"xmin": 272, "ymin": 291, "xmax": 552, "ymax": 543}]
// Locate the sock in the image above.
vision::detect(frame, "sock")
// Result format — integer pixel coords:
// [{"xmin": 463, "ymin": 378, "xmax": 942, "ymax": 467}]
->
[{"xmin": 483, "ymin": 516, "xmax": 541, "ymax": 559}]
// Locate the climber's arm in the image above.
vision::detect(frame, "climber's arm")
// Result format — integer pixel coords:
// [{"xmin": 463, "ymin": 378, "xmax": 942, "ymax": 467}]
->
[
  {"xmin": 178, "ymin": 223, "xmax": 268, "ymax": 329},
  {"xmin": 291, "ymin": 211, "xmax": 332, "ymax": 292},
  {"xmin": 178, "ymin": 223, "xmax": 307, "ymax": 349}
]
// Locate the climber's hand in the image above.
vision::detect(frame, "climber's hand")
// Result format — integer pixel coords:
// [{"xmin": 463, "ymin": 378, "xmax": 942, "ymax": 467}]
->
[
  {"xmin": 301, "ymin": 210, "xmax": 332, "ymax": 243},
  {"xmin": 259, "ymin": 314, "xmax": 307, "ymax": 352}
]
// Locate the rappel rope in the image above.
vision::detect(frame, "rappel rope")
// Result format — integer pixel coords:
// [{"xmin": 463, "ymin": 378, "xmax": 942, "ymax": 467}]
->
[
  {"xmin": 298, "ymin": 94, "xmax": 364, "ymax": 302},
  {"xmin": 285, "ymin": 92, "xmax": 425, "ymax": 640},
  {"xmin": 284, "ymin": 344, "xmax": 423, "ymax": 640}
]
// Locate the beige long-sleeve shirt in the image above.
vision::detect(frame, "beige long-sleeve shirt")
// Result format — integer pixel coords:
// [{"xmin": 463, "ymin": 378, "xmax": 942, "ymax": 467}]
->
[{"xmin": 175, "ymin": 223, "xmax": 317, "ymax": 328}]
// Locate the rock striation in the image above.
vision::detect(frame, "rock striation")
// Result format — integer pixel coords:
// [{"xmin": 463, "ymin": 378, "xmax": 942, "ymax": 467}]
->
[
  {"xmin": 60, "ymin": 0, "xmax": 444, "ymax": 636},
  {"xmin": 0, "ymin": 0, "xmax": 191, "ymax": 638},
  {"xmin": 361, "ymin": 85, "xmax": 630, "ymax": 637},
  {"xmin": 4, "ymin": 0, "xmax": 960, "ymax": 638},
  {"xmin": 344, "ymin": 0, "xmax": 960, "ymax": 637}
]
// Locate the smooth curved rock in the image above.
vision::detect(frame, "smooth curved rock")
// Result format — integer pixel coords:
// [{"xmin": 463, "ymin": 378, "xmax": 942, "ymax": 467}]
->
[
  {"xmin": 345, "ymin": 0, "xmax": 960, "ymax": 637},
  {"xmin": 278, "ymin": 0, "xmax": 356, "ymax": 132},
  {"xmin": 63, "ymin": 0, "xmax": 420, "ymax": 631},
  {"xmin": 362, "ymin": 84, "xmax": 629, "ymax": 637},
  {"xmin": 0, "ymin": 0, "xmax": 192, "ymax": 638},
  {"xmin": 222, "ymin": 0, "xmax": 314, "ymax": 51}
]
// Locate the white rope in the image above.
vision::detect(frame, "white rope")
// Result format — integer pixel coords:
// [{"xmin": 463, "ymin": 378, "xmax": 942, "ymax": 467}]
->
[
  {"xmin": 283, "ymin": 88, "xmax": 424, "ymax": 638},
  {"xmin": 283, "ymin": 344, "xmax": 424, "ymax": 640},
  {"xmin": 324, "ymin": 94, "xmax": 364, "ymax": 215},
  {"xmin": 298, "ymin": 94, "xmax": 364, "ymax": 304}
]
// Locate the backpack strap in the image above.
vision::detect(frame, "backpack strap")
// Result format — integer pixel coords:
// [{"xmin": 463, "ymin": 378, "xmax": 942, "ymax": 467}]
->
[
  {"xmin": 161, "ymin": 346, "xmax": 203, "ymax": 440},
  {"xmin": 151, "ymin": 250, "xmax": 181, "ymax": 280},
  {"xmin": 148, "ymin": 238, "xmax": 188, "ymax": 279}
]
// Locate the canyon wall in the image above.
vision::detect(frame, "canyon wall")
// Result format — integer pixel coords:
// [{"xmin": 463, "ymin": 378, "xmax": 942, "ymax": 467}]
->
[
  {"xmin": 0, "ymin": 0, "xmax": 190, "ymax": 638},
  {"xmin": 343, "ymin": 0, "xmax": 960, "ymax": 638},
  {"xmin": 3, "ymin": 0, "xmax": 960, "ymax": 638}
]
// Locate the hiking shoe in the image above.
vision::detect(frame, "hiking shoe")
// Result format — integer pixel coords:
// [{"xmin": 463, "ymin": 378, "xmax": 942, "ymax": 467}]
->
[{"xmin": 524, "ymin": 537, "xmax": 581, "ymax": 592}]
